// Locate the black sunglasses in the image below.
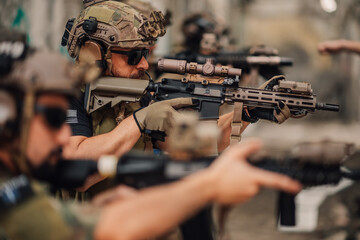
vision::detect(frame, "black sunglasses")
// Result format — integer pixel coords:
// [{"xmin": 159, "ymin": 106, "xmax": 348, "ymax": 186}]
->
[
  {"xmin": 110, "ymin": 49, "xmax": 149, "ymax": 65},
  {"xmin": 35, "ymin": 105, "xmax": 67, "ymax": 130}
]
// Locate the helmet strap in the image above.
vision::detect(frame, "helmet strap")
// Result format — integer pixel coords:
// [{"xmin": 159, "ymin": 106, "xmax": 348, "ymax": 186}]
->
[
  {"xmin": 16, "ymin": 89, "xmax": 35, "ymax": 176},
  {"xmin": 104, "ymin": 47, "xmax": 113, "ymax": 77}
]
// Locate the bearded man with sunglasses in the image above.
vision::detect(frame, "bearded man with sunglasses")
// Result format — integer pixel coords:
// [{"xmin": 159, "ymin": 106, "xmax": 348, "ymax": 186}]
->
[{"xmin": 61, "ymin": 0, "xmax": 191, "ymax": 167}]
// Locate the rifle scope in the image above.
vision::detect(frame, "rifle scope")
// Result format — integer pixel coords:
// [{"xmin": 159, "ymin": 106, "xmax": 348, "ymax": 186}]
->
[{"xmin": 158, "ymin": 58, "xmax": 242, "ymax": 77}]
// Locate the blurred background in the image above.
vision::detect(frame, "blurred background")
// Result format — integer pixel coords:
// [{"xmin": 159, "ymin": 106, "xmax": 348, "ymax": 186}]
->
[{"xmin": 1, "ymin": 0, "xmax": 360, "ymax": 239}]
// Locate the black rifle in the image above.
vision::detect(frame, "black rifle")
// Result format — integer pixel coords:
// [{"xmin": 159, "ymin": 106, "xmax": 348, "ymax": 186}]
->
[
  {"xmin": 46, "ymin": 141, "xmax": 358, "ymax": 228},
  {"xmin": 46, "ymin": 154, "xmax": 214, "ymax": 190},
  {"xmin": 47, "ymin": 154, "xmax": 359, "ymax": 189},
  {"xmin": 252, "ymin": 158, "xmax": 360, "ymax": 226}
]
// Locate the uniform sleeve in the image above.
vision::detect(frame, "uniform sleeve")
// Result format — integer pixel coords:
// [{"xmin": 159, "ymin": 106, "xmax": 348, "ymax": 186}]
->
[
  {"xmin": 66, "ymin": 96, "xmax": 93, "ymax": 137},
  {"xmin": 58, "ymin": 201, "xmax": 101, "ymax": 240},
  {"xmin": 0, "ymin": 180, "xmax": 75, "ymax": 240}
]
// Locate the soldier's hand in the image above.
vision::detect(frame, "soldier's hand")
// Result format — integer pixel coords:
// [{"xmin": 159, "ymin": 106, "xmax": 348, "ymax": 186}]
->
[
  {"xmin": 133, "ymin": 98, "xmax": 195, "ymax": 135},
  {"xmin": 208, "ymin": 139, "xmax": 302, "ymax": 205},
  {"xmin": 244, "ymin": 76, "xmax": 306, "ymax": 124}
]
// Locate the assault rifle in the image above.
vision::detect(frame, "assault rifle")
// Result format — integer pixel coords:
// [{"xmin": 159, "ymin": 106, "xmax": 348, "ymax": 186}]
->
[
  {"xmin": 149, "ymin": 58, "xmax": 339, "ymax": 121},
  {"xmin": 85, "ymin": 58, "xmax": 339, "ymax": 123},
  {"xmin": 47, "ymin": 141, "xmax": 357, "ymax": 188},
  {"xmin": 47, "ymin": 140, "xmax": 359, "ymax": 229}
]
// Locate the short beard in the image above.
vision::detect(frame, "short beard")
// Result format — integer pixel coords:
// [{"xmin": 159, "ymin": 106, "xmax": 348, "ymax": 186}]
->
[
  {"xmin": 130, "ymin": 70, "xmax": 145, "ymax": 79},
  {"xmin": 28, "ymin": 147, "xmax": 62, "ymax": 182}
]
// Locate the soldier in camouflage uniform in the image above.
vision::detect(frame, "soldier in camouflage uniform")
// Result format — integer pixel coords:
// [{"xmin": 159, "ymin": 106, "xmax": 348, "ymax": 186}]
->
[
  {"xmin": 0, "ymin": 28, "xmax": 301, "ymax": 240},
  {"xmin": 60, "ymin": 0, "xmax": 196, "ymax": 194}
]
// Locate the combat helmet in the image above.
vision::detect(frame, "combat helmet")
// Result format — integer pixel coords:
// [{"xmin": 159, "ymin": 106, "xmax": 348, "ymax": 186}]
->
[
  {"xmin": 62, "ymin": 0, "xmax": 166, "ymax": 73},
  {"xmin": 0, "ymin": 28, "xmax": 96, "ymax": 175}
]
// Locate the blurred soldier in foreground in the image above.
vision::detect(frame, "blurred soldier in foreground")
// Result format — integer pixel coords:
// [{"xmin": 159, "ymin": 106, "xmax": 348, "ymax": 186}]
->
[{"xmin": 0, "ymin": 29, "xmax": 301, "ymax": 240}]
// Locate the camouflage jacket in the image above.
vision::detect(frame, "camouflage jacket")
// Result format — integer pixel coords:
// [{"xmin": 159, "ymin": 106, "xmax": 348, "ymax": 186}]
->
[{"xmin": 0, "ymin": 166, "xmax": 100, "ymax": 240}]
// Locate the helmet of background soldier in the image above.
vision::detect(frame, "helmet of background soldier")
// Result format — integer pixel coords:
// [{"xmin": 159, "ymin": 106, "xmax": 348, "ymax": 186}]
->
[
  {"xmin": 181, "ymin": 13, "xmax": 227, "ymax": 52},
  {"xmin": 0, "ymin": 28, "xmax": 98, "ymax": 175},
  {"xmin": 62, "ymin": 0, "xmax": 166, "ymax": 74}
]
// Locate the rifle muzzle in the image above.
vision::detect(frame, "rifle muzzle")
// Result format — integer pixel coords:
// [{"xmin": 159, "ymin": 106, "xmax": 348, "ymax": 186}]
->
[
  {"xmin": 279, "ymin": 57, "xmax": 293, "ymax": 66},
  {"xmin": 315, "ymin": 103, "xmax": 340, "ymax": 112}
]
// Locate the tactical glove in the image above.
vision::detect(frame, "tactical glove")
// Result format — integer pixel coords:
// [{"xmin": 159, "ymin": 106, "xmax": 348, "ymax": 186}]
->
[
  {"xmin": 244, "ymin": 75, "xmax": 306, "ymax": 124},
  {"xmin": 133, "ymin": 98, "xmax": 195, "ymax": 137}
]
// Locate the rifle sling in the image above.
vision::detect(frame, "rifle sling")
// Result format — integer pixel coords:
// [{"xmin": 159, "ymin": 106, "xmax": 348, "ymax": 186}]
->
[{"xmin": 230, "ymin": 102, "xmax": 243, "ymax": 144}]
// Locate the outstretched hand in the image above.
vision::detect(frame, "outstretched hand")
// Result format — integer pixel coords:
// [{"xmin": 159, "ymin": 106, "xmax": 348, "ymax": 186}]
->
[{"xmin": 208, "ymin": 139, "xmax": 302, "ymax": 205}]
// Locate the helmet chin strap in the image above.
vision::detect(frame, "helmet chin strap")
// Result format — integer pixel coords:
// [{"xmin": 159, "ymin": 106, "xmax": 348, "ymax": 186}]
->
[
  {"xmin": 15, "ymin": 90, "xmax": 35, "ymax": 176},
  {"xmin": 105, "ymin": 48, "xmax": 113, "ymax": 76}
]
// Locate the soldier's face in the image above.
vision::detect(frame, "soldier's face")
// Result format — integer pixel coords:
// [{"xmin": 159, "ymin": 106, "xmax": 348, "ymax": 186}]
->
[
  {"xmin": 110, "ymin": 47, "xmax": 149, "ymax": 79},
  {"xmin": 26, "ymin": 94, "xmax": 71, "ymax": 167}
]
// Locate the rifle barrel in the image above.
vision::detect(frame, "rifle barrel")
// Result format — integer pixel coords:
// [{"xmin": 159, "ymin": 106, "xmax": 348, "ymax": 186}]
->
[
  {"xmin": 316, "ymin": 103, "xmax": 340, "ymax": 112},
  {"xmin": 279, "ymin": 57, "xmax": 293, "ymax": 66}
]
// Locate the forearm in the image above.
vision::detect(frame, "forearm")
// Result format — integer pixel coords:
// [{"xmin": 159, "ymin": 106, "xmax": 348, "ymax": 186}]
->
[
  {"xmin": 63, "ymin": 116, "xmax": 141, "ymax": 159},
  {"xmin": 342, "ymin": 40, "xmax": 360, "ymax": 54},
  {"xmin": 94, "ymin": 170, "xmax": 215, "ymax": 240}
]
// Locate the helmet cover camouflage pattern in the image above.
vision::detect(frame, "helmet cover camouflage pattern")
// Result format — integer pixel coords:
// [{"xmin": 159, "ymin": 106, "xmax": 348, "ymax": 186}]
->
[{"xmin": 67, "ymin": 1, "xmax": 166, "ymax": 58}]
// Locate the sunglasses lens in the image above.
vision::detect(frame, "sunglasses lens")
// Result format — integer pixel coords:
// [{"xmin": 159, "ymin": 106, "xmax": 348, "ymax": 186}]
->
[
  {"xmin": 128, "ymin": 51, "xmax": 143, "ymax": 65},
  {"xmin": 36, "ymin": 105, "xmax": 67, "ymax": 129},
  {"xmin": 143, "ymin": 50, "xmax": 149, "ymax": 59},
  {"xmin": 111, "ymin": 49, "xmax": 149, "ymax": 65},
  {"xmin": 44, "ymin": 108, "xmax": 66, "ymax": 129}
]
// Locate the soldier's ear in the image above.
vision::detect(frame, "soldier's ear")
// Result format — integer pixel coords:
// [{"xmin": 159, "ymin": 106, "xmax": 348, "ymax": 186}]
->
[{"xmin": 78, "ymin": 41, "xmax": 107, "ymax": 72}]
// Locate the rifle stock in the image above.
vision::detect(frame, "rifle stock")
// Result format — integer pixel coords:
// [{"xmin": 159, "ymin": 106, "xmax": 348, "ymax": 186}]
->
[{"xmin": 84, "ymin": 77, "xmax": 149, "ymax": 114}]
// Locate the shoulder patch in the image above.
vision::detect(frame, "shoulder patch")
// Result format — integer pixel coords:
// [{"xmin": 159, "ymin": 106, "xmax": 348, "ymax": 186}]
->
[
  {"xmin": 66, "ymin": 109, "xmax": 78, "ymax": 124},
  {"xmin": 0, "ymin": 175, "xmax": 34, "ymax": 212}
]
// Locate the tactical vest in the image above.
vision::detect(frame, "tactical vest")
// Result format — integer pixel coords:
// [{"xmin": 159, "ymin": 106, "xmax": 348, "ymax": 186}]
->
[
  {"xmin": 91, "ymin": 101, "xmax": 149, "ymax": 150},
  {"xmin": 79, "ymin": 101, "xmax": 151, "ymax": 199}
]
